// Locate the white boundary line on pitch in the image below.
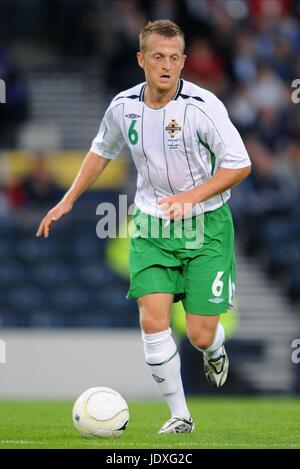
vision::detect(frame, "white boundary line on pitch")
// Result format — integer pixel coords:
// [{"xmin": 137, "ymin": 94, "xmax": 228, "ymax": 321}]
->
[{"xmin": 0, "ymin": 440, "xmax": 299, "ymax": 449}]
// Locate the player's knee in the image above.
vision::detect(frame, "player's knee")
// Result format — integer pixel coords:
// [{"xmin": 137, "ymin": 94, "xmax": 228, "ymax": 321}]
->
[
  {"xmin": 140, "ymin": 315, "xmax": 167, "ymax": 334},
  {"xmin": 188, "ymin": 331, "xmax": 214, "ymax": 351}
]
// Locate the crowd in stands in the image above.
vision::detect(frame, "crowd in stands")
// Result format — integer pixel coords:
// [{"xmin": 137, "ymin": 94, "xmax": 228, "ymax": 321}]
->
[
  {"xmin": 0, "ymin": 47, "xmax": 28, "ymax": 147},
  {"xmin": 0, "ymin": 0, "xmax": 300, "ymax": 324}
]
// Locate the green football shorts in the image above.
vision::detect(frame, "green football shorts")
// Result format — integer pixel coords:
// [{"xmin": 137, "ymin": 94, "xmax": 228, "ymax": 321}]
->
[{"xmin": 127, "ymin": 203, "xmax": 236, "ymax": 315}]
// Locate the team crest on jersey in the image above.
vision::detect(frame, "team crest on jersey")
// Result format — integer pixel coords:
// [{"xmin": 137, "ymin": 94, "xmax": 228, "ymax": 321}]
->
[
  {"xmin": 165, "ymin": 120, "xmax": 181, "ymax": 138},
  {"xmin": 125, "ymin": 113, "xmax": 140, "ymax": 119}
]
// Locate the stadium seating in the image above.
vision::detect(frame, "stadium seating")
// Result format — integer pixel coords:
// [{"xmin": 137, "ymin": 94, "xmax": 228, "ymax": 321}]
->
[{"xmin": 0, "ymin": 190, "xmax": 139, "ymax": 328}]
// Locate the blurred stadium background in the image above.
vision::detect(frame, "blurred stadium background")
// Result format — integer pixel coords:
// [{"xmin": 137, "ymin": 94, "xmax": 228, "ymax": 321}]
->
[{"xmin": 0, "ymin": 0, "xmax": 300, "ymax": 399}]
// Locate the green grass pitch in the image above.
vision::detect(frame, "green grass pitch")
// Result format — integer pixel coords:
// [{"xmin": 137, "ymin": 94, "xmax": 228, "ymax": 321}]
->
[{"xmin": 0, "ymin": 397, "xmax": 299, "ymax": 449}]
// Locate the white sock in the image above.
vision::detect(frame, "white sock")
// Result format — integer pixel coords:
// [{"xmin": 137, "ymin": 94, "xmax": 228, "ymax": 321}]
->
[
  {"xmin": 142, "ymin": 328, "xmax": 190, "ymax": 420},
  {"xmin": 198, "ymin": 322, "xmax": 225, "ymax": 359}
]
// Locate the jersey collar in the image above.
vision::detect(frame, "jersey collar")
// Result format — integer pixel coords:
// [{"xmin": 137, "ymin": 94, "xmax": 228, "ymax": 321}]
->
[{"xmin": 139, "ymin": 79, "xmax": 183, "ymax": 102}]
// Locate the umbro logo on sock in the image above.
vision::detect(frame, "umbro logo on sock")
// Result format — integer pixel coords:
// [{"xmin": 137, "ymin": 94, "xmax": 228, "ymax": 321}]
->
[{"xmin": 152, "ymin": 373, "xmax": 165, "ymax": 383}]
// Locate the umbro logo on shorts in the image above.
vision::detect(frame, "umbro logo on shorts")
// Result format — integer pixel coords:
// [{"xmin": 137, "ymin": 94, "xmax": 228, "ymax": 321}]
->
[{"xmin": 208, "ymin": 298, "xmax": 224, "ymax": 303}]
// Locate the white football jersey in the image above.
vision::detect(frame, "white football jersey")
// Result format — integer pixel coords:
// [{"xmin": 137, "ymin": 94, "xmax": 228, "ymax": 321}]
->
[{"xmin": 90, "ymin": 79, "xmax": 251, "ymax": 218}]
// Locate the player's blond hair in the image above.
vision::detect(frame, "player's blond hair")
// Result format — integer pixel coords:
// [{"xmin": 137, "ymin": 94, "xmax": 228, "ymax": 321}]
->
[{"xmin": 139, "ymin": 20, "xmax": 185, "ymax": 53}]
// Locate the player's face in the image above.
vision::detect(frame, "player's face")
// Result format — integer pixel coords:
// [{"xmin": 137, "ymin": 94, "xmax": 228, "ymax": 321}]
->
[{"xmin": 137, "ymin": 34, "xmax": 186, "ymax": 93}]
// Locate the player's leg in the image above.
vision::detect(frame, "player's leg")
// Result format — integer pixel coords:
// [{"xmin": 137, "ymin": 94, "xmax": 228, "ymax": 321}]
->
[
  {"xmin": 181, "ymin": 204, "xmax": 235, "ymax": 387},
  {"xmin": 186, "ymin": 313, "xmax": 228, "ymax": 388},
  {"xmin": 138, "ymin": 292, "xmax": 172, "ymax": 333},
  {"xmin": 138, "ymin": 292, "xmax": 194, "ymax": 433},
  {"xmin": 127, "ymin": 210, "xmax": 194, "ymax": 432},
  {"xmin": 182, "ymin": 265, "xmax": 231, "ymax": 388},
  {"xmin": 186, "ymin": 314, "xmax": 222, "ymax": 354}
]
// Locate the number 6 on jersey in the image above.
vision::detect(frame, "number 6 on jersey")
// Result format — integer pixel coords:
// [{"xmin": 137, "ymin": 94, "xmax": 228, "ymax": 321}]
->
[{"xmin": 128, "ymin": 120, "xmax": 138, "ymax": 145}]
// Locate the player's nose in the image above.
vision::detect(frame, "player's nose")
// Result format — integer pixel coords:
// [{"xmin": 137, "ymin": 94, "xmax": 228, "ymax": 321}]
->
[{"xmin": 162, "ymin": 58, "xmax": 172, "ymax": 70}]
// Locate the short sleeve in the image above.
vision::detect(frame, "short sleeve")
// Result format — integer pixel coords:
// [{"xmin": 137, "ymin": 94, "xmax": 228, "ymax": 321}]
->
[
  {"xmin": 201, "ymin": 96, "xmax": 251, "ymax": 170},
  {"xmin": 90, "ymin": 104, "xmax": 125, "ymax": 159}
]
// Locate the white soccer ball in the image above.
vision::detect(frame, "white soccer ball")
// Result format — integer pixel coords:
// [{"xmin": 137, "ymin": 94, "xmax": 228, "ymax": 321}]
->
[{"xmin": 72, "ymin": 387, "xmax": 129, "ymax": 438}]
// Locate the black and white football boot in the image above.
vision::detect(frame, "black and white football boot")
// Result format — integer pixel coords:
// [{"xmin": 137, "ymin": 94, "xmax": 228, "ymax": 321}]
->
[
  {"xmin": 203, "ymin": 345, "xmax": 229, "ymax": 388},
  {"xmin": 159, "ymin": 417, "xmax": 195, "ymax": 434}
]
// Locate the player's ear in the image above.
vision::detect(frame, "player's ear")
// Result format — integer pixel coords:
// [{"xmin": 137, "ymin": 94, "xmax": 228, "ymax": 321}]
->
[
  {"xmin": 137, "ymin": 51, "xmax": 144, "ymax": 70},
  {"xmin": 181, "ymin": 54, "xmax": 187, "ymax": 70}
]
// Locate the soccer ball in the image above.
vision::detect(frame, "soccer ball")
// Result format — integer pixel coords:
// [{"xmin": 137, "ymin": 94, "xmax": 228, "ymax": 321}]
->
[{"xmin": 72, "ymin": 387, "xmax": 129, "ymax": 438}]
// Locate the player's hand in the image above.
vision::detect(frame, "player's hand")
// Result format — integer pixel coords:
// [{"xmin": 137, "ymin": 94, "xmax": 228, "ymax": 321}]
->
[
  {"xmin": 36, "ymin": 200, "xmax": 73, "ymax": 238},
  {"xmin": 157, "ymin": 192, "xmax": 195, "ymax": 220}
]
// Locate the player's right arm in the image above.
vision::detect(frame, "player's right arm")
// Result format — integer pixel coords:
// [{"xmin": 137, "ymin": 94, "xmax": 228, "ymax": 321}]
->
[
  {"xmin": 36, "ymin": 151, "xmax": 110, "ymax": 238},
  {"xmin": 37, "ymin": 97, "xmax": 125, "ymax": 238}
]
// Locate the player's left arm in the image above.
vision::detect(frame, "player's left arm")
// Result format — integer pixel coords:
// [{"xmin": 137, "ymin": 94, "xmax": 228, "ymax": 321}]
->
[
  {"xmin": 159, "ymin": 96, "xmax": 251, "ymax": 220},
  {"xmin": 192, "ymin": 165, "xmax": 251, "ymax": 203},
  {"xmin": 158, "ymin": 166, "xmax": 250, "ymax": 220}
]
